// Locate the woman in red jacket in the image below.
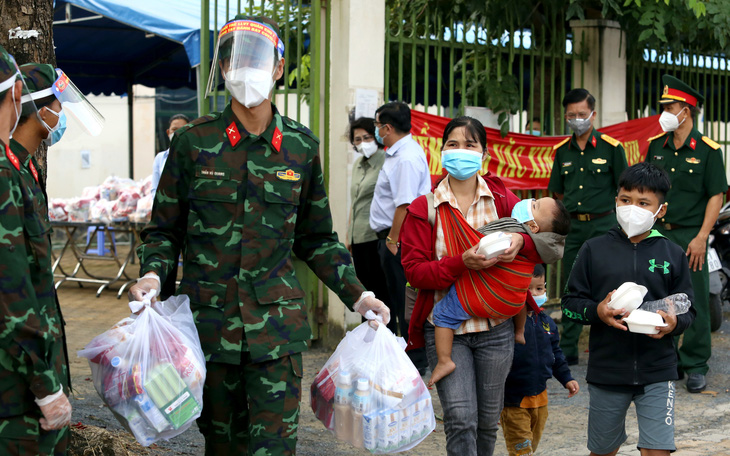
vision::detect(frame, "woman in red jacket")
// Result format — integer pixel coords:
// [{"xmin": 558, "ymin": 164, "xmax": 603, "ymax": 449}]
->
[{"xmin": 401, "ymin": 116, "xmax": 537, "ymax": 456}]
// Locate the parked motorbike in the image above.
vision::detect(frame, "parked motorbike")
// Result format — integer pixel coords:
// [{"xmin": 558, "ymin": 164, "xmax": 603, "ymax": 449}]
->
[{"xmin": 708, "ymin": 201, "xmax": 730, "ymax": 332}]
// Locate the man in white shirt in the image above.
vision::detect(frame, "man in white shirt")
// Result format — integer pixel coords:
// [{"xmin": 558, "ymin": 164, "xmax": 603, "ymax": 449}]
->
[
  {"xmin": 370, "ymin": 102, "xmax": 431, "ymax": 372},
  {"xmin": 151, "ymin": 113, "xmax": 190, "ymax": 194}
]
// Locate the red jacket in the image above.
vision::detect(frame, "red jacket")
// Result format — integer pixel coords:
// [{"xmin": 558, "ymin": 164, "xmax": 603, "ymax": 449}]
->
[{"xmin": 401, "ymin": 173, "xmax": 539, "ymax": 350}]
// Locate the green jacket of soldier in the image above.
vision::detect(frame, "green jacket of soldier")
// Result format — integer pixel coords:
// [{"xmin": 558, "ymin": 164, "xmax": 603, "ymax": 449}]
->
[
  {"xmin": 0, "ymin": 139, "xmax": 67, "ymax": 417},
  {"xmin": 138, "ymin": 103, "xmax": 365, "ymax": 364}
]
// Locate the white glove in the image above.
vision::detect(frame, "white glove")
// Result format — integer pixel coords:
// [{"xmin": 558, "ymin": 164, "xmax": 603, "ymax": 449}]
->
[
  {"xmin": 128, "ymin": 272, "xmax": 161, "ymax": 306},
  {"xmin": 35, "ymin": 389, "xmax": 72, "ymax": 431},
  {"xmin": 353, "ymin": 291, "xmax": 391, "ymax": 325}
]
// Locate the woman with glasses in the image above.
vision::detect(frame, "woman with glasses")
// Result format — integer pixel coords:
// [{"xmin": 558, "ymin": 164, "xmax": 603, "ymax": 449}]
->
[{"xmin": 347, "ymin": 116, "xmax": 391, "ymax": 317}]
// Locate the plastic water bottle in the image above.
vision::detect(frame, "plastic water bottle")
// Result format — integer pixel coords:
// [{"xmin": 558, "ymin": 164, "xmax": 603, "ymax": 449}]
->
[
  {"xmin": 334, "ymin": 370, "xmax": 354, "ymax": 442},
  {"xmin": 351, "ymin": 378, "xmax": 370, "ymax": 448}
]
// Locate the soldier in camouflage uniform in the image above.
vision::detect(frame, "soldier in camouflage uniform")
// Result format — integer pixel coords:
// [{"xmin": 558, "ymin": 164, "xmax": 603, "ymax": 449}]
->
[
  {"xmin": 129, "ymin": 16, "xmax": 390, "ymax": 455},
  {"xmin": 645, "ymin": 75, "xmax": 728, "ymax": 394},
  {"xmin": 0, "ymin": 52, "xmax": 72, "ymax": 454}
]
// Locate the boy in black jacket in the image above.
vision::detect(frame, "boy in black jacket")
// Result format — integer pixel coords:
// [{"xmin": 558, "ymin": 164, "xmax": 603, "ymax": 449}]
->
[
  {"xmin": 501, "ymin": 264, "xmax": 579, "ymax": 456},
  {"xmin": 562, "ymin": 162, "xmax": 696, "ymax": 456}
]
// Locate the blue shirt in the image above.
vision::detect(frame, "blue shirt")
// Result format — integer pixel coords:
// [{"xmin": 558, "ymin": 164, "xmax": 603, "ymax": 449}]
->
[
  {"xmin": 151, "ymin": 149, "xmax": 169, "ymax": 195},
  {"xmin": 369, "ymin": 134, "xmax": 431, "ymax": 232}
]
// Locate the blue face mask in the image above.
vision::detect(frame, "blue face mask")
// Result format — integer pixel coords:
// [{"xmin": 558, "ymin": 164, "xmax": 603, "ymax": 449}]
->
[
  {"xmin": 526, "ymin": 130, "xmax": 541, "ymax": 136},
  {"xmin": 40, "ymin": 107, "xmax": 67, "ymax": 147},
  {"xmin": 374, "ymin": 124, "xmax": 387, "ymax": 144},
  {"xmin": 441, "ymin": 149, "xmax": 483, "ymax": 181},
  {"xmin": 511, "ymin": 199, "xmax": 535, "ymax": 224},
  {"xmin": 533, "ymin": 293, "xmax": 547, "ymax": 307}
]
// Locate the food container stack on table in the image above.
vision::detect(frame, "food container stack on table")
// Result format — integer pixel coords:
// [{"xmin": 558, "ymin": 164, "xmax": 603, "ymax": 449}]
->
[
  {"xmin": 311, "ymin": 318, "xmax": 436, "ymax": 453},
  {"xmin": 78, "ymin": 294, "xmax": 206, "ymax": 446}
]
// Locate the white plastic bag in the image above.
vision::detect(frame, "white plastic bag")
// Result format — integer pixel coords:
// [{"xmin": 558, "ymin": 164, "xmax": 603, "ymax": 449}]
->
[
  {"xmin": 311, "ymin": 318, "xmax": 435, "ymax": 453},
  {"xmin": 78, "ymin": 294, "xmax": 206, "ymax": 446}
]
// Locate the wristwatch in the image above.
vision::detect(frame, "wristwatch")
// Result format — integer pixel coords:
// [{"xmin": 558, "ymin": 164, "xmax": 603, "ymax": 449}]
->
[{"xmin": 386, "ymin": 236, "xmax": 399, "ymax": 247}]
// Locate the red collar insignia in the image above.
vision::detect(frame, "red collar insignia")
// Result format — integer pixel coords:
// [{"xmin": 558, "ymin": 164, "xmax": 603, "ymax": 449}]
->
[
  {"xmin": 689, "ymin": 138, "xmax": 696, "ymax": 150},
  {"xmin": 226, "ymin": 121, "xmax": 241, "ymax": 147},
  {"xmin": 28, "ymin": 160, "xmax": 39, "ymax": 183},
  {"xmin": 271, "ymin": 126, "xmax": 283, "ymax": 152},
  {"xmin": 591, "ymin": 136, "xmax": 597, "ymax": 148},
  {"xmin": 5, "ymin": 145, "xmax": 20, "ymax": 171}
]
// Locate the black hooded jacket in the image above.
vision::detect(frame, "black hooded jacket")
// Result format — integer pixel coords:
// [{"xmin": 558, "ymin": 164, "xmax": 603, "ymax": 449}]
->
[{"xmin": 562, "ymin": 227, "xmax": 696, "ymax": 386}]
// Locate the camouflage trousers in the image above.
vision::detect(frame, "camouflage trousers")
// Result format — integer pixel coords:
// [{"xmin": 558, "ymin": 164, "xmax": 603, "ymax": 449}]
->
[
  {"xmin": 0, "ymin": 339, "xmax": 69, "ymax": 455},
  {"xmin": 0, "ymin": 409, "xmax": 69, "ymax": 456},
  {"xmin": 198, "ymin": 351, "xmax": 303, "ymax": 456},
  {"xmin": 0, "ymin": 410, "xmax": 69, "ymax": 456}
]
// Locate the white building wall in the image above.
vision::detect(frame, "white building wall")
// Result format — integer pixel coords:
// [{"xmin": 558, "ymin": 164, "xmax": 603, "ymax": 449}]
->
[{"xmin": 47, "ymin": 85, "xmax": 156, "ymax": 199}]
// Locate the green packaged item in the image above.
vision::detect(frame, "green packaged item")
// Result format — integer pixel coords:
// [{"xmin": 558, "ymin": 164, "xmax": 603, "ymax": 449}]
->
[{"xmin": 144, "ymin": 363, "xmax": 202, "ymax": 429}]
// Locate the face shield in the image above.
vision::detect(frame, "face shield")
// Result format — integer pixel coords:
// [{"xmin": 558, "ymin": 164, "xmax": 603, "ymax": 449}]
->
[
  {"xmin": 205, "ymin": 19, "xmax": 284, "ymax": 104},
  {"xmin": 44, "ymin": 70, "xmax": 105, "ymax": 136},
  {"xmin": 3, "ymin": 55, "xmax": 37, "ymax": 136}
]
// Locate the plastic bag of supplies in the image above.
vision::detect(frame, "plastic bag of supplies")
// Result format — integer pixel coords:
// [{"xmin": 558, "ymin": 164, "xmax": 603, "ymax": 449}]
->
[
  {"xmin": 78, "ymin": 292, "xmax": 206, "ymax": 446},
  {"xmin": 311, "ymin": 314, "xmax": 436, "ymax": 453}
]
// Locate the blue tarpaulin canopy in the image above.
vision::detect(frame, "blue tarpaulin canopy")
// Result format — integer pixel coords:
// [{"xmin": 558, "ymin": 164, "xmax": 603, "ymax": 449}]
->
[
  {"xmin": 53, "ymin": 0, "xmax": 231, "ymax": 95},
  {"xmin": 52, "ymin": 0, "xmax": 234, "ymax": 177}
]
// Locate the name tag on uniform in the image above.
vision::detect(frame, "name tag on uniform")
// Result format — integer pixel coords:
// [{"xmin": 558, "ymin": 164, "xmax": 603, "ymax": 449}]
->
[
  {"xmin": 196, "ymin": 167, "xmax": 230, "ymax": 179},
  {"xmin": 653, "ymin": 155, "xmax": 664, "ymax": 160},
  {"xmin": 562, "ymin": 161, "xmax": 573, "ymax": 167}
]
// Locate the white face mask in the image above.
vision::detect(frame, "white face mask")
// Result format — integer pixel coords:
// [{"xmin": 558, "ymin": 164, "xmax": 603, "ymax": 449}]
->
[
  {"xmin": 659, "ymin": 107, "xmax": 686, "ymax": 132},
  {"xmin": 356, "ymin": 140, "xmax": 378, "ymax": 158},
  {"xmin": 225, "ymin": 66, "xmax": 277, "ymax": 108},
  {"xmin": 616, "ymin": 204, "xmax": 663, "ymax": 238}
]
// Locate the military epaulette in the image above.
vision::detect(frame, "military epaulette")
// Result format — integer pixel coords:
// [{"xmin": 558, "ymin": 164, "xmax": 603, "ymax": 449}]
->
[
  {"xmin": 282, "ymin": 116, "xmax": 320, "ymax": 144},
  {"xmin": 600, "ymin": 134, "xmax": 621, "ymax": 147},
  {"xmin": 552, "ymin": 137, "xmax": 570, "ymax": 150},
  {"xmin": 647, "ymin": 132, "xmax": 667, "ymax": 142},
  {"xmin": 702, "ymin": 136, "xmax": 721, "ymax": 150}
]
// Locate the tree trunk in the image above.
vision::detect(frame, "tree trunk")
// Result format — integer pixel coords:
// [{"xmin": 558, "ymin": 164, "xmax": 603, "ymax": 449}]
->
[{"xmin": 0, "ymin": 0, "xmax": 56, "ymax": 183}]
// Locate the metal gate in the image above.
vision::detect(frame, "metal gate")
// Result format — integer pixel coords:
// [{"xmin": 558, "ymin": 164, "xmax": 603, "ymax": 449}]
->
[
  {"xmin": 627, "ymin": 48, "xmax": 730, "ymax": 158},
  {"xmin": 200, "ymin": 0, "xmax": 329, "ymax": 340}
]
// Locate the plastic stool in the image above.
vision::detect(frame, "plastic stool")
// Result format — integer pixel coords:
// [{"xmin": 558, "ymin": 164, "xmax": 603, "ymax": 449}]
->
[{"xmin": 86, "ymin": 226, "xmax": 116, "ymax": 255}]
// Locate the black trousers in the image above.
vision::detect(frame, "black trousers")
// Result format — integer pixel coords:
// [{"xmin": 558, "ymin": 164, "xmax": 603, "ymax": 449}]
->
[
  {"xmin": 351, "ymin": 240, "xmax": 391, "ymax": 314},
  {"xmin": 377, "ymin": 239, "xmax": 428, "ymax": 372}
]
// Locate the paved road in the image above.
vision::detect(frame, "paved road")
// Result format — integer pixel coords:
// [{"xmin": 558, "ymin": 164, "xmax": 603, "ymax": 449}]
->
[{"xmin": 61, "ymin": 280, "xmax": 730, "ymax": 455}]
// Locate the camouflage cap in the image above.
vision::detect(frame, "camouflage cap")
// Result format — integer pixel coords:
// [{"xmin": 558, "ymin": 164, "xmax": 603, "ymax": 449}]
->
[
  {"xmin": 659, "ymin": 74, "xmax": 704, "ymax": 107},
  {"xmin": 0, "ymin": 44, "xmax": 19, "ymax": 95},
  {"xmin": 19, "ymin": 63, "xmax": 57, "ymax": 95}
]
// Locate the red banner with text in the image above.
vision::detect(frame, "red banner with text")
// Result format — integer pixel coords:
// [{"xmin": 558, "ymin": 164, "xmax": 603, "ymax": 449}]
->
[{"xmin": 410, "ymin": 110, "xmax": 663, "ymax": 190}]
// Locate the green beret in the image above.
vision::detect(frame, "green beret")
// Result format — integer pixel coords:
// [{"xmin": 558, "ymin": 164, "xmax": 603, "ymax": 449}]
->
[{"xmin": 659, "ymin": 75, "xmax": 704, "ymax": 107}]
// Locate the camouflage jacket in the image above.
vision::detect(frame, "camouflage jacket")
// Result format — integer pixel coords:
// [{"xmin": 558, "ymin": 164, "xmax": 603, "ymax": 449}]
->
[
  {"xmin": 0, "ymin": 140, "xmax": 65, "ymax": 417},
  {"xmin": 138, "ymin": 103, "xmax": 365, "ymax": 364}
]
